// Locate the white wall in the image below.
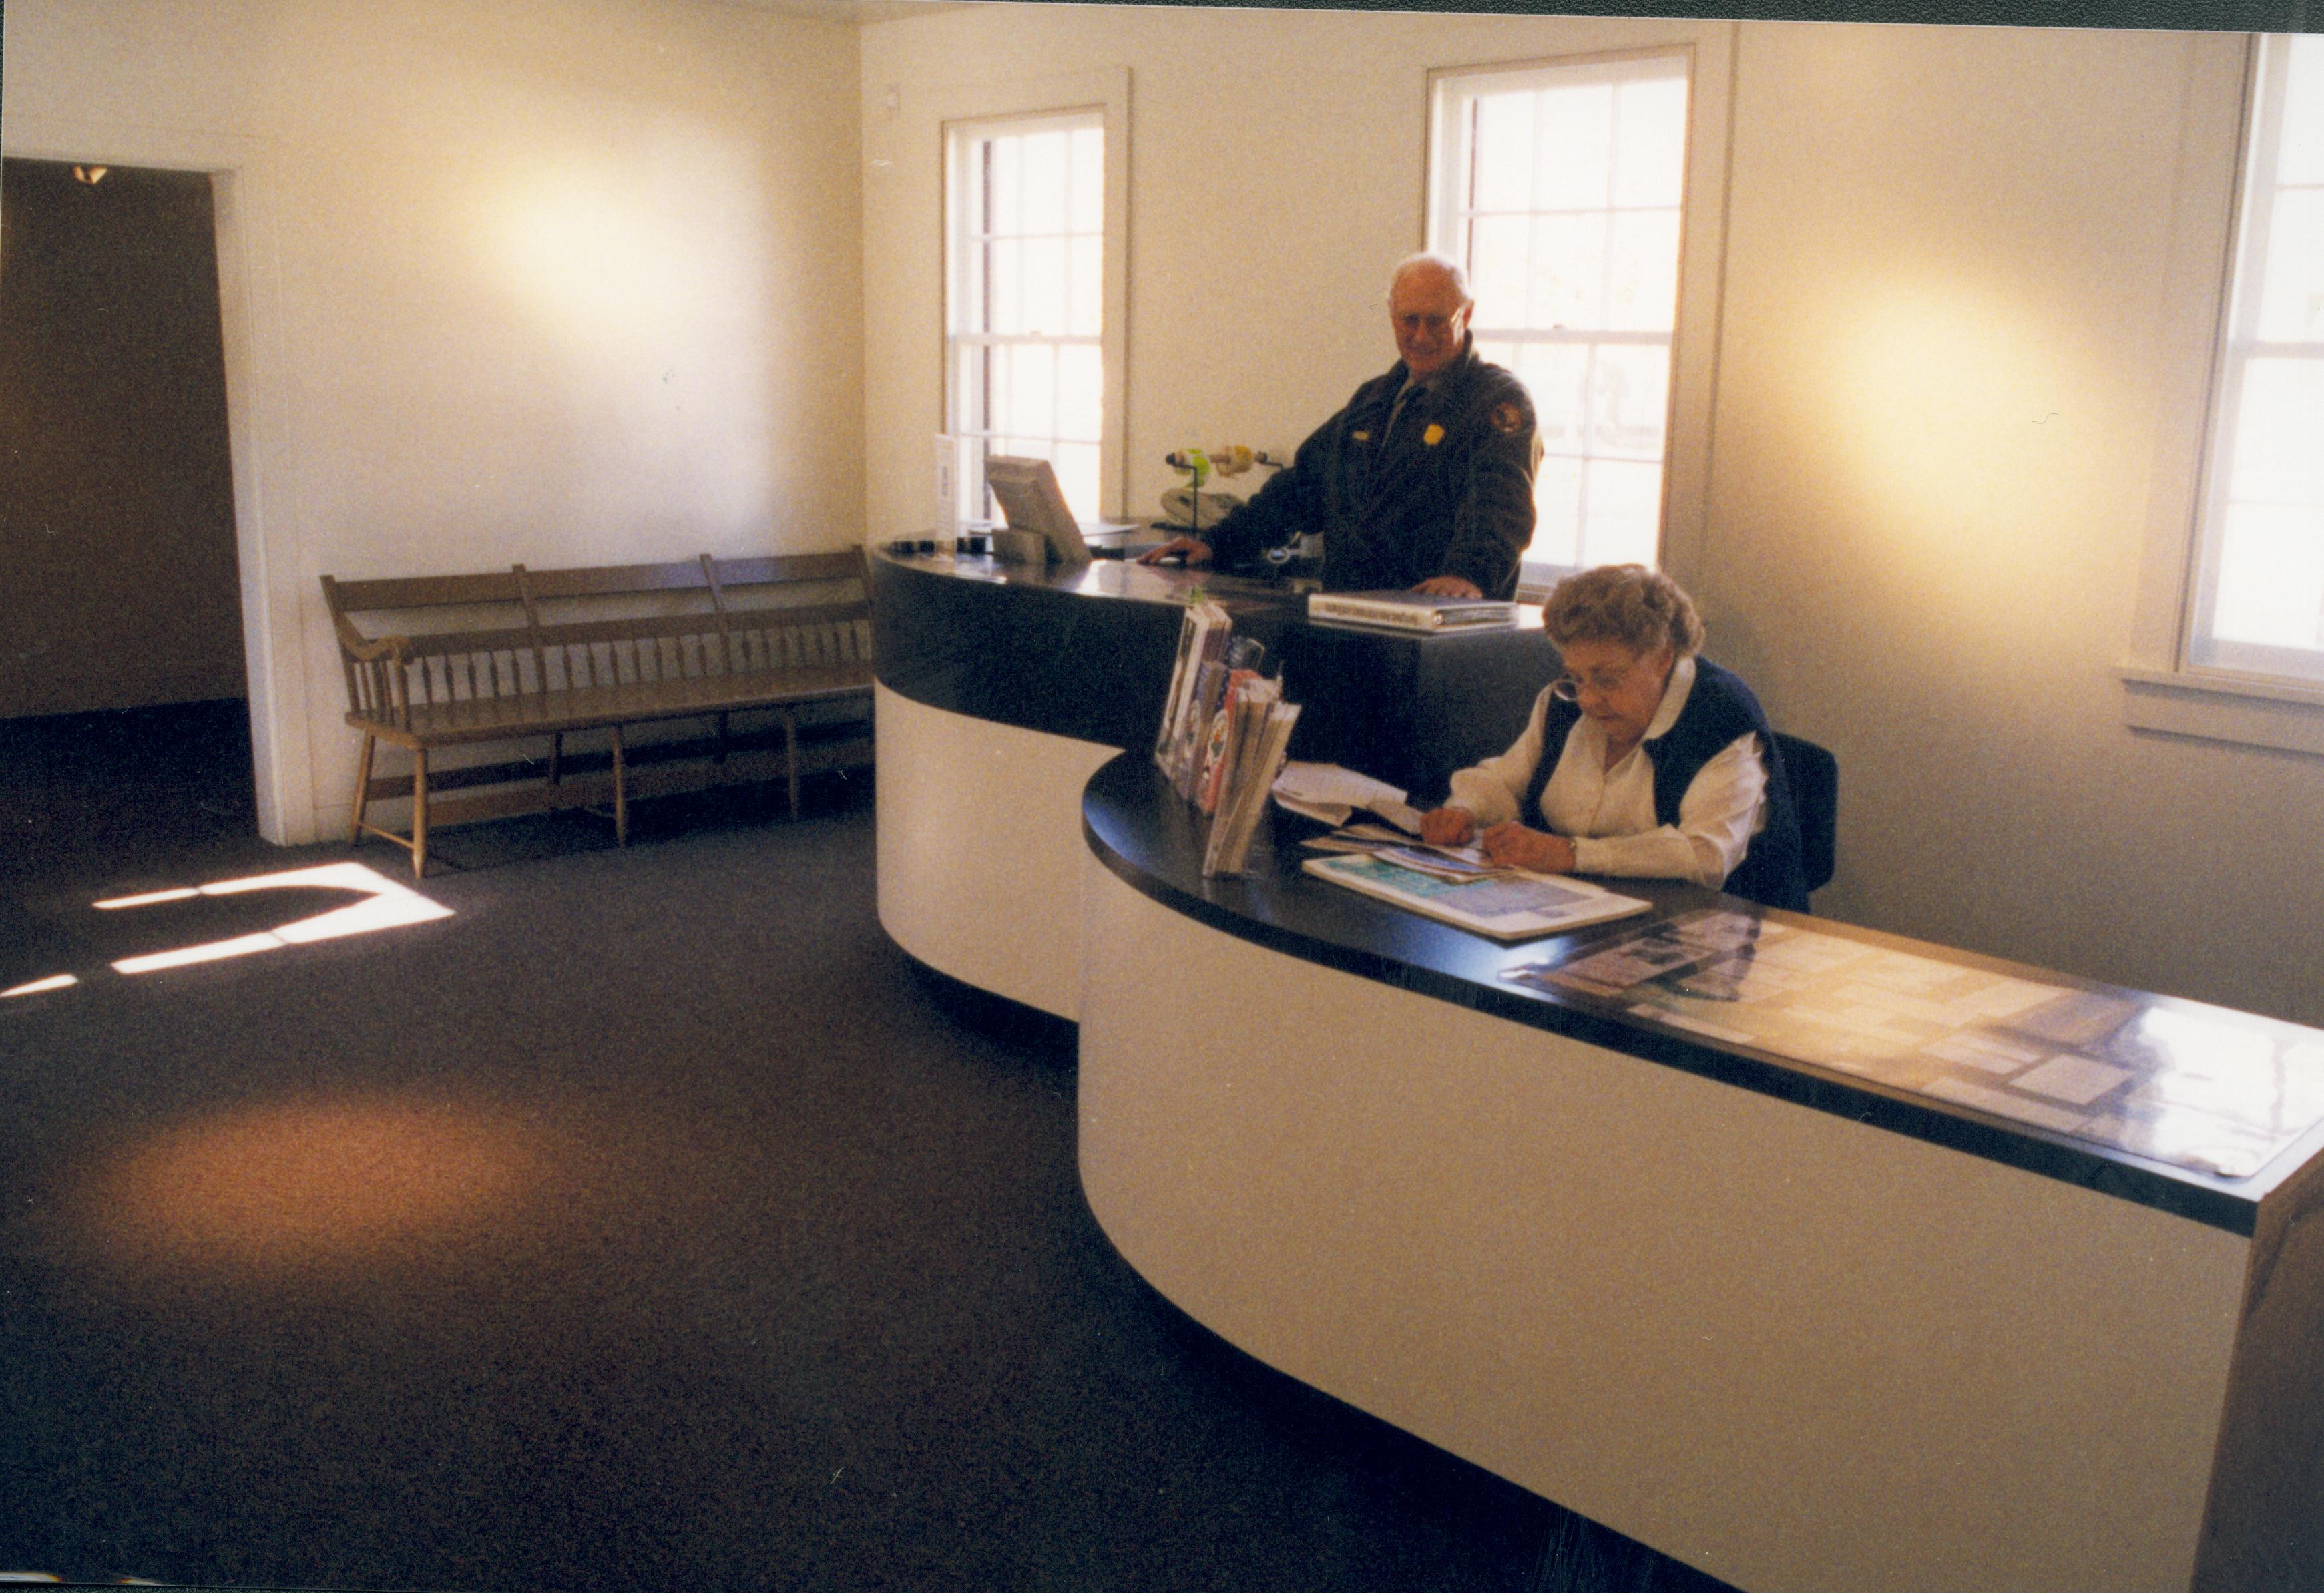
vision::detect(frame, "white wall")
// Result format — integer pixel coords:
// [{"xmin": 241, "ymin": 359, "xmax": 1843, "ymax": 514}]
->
[
  {"xmin": 9, "ymin": 0, "xmax": 2316, "ymax": 1028},
  {"xmin": 861, "ymin": 7, "xmax": 2324, "ymax": 1029},
  {"xmin": 860, "ymin": 5, "xmax": 1725, "ymax": 546},
  {"xmin": 1702, "ymin": 23, "xmax": 2324, "ymax": 1025},
  {"xmin": 3, "ymin": 0, "xmax": 865, "ymax": 842}
]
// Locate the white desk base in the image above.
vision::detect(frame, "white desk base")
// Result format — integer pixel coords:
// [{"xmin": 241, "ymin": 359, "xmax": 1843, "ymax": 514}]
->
[
  {"xmin": 875, "ymin": 682, "xmax": 1116, "ymax": 1020},
  {"xmin": 1077, "ymin": 858, "xmax": 2253, "ymax": 1593}
]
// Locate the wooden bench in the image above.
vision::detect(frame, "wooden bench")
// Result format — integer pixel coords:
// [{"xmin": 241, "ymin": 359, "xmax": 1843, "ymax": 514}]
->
[{"xmin": 321, "ymin": 551, "xmax": 874, "ymax": 876}]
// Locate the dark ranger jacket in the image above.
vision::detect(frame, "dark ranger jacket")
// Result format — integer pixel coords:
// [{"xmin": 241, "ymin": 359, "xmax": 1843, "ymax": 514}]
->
[{"xmin": 1204, "ymin": 339, "xmax": 1538, "ymax": 600}]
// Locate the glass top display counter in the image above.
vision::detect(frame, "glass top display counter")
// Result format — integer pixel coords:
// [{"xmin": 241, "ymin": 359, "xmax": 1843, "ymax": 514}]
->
[{"xmin": 1078, "ymin": 750, "xmax": 2324, "ymax": 1593}]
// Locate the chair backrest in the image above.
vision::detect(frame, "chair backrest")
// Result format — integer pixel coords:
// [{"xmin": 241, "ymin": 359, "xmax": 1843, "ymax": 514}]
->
[{"xmin": 1772, "ymin": 731, "xmax": 1838, "ymax": 895}]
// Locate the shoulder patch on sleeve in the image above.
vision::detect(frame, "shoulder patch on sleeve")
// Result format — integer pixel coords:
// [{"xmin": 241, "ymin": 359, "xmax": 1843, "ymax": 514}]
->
[{"xmin": 1490, "ymin": 401, "xmax": 1526, "ymax": 436}]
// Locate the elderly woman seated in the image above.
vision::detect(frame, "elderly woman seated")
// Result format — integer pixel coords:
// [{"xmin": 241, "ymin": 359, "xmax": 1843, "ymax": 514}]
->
[{"xmin": 1419, "ymin": 564, "xmax": 1809, "ymax": 911}]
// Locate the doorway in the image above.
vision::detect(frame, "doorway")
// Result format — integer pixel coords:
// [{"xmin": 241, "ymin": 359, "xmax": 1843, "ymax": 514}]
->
[{"xmin": 0, "ymin": 157, "xmax": 253, "ymax": 869}]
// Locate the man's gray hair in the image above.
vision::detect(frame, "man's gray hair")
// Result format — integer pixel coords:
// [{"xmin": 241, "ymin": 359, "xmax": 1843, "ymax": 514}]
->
[{"xmin": 1387, "ymin": 251, "xmax": 1473, "ymax": 307}]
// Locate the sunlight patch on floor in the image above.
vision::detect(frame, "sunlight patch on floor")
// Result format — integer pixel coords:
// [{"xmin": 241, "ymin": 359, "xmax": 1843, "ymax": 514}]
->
[
  {"xmin": 73, "ymin": 1095, "xmax": 567, "ymax": 1277},
  {"xmin": 100, "ymin": 861, "xmax": 453, "ymax": 975},
  {"xmin": 2, "ymin": 973, "xmax": 79, "ymax": 998}
]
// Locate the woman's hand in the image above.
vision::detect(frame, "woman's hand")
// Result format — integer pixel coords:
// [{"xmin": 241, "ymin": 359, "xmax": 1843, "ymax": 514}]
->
[
  {"xmin": 1479, "ymin": 822, "xmax": 1578, "ymax": 875},
  {"xmin": 1419, "ymin": 805, "xmax": 1477, "ymax": 846}
]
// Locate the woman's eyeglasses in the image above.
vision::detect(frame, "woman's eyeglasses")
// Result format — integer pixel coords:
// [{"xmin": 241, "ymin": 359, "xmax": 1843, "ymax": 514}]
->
[{"xmin": 1548, "ymin": 668, "xmax": 1640, "ymax": 703}]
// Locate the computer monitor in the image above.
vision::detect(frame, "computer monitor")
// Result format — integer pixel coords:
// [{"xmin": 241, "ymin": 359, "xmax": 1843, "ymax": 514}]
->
[{"xmin": 983, "ymin": 455, "xmax": 1092, "ymax": 570}]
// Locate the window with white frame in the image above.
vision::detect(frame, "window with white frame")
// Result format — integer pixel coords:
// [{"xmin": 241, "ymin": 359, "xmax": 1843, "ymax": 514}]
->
[
  {"xmin": 1429, "ymin": 53, "xmax": 1691, "ymax": 582},
  {"xmin": 2187, "ymin": 33, "xmax": 2324, "ymax": 686},
  {"xmin": 945, "ymin": 110, "xmax": 1106, "ymax": 525}
]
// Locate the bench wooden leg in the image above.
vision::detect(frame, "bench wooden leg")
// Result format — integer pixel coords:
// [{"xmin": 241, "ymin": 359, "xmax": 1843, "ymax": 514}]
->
[
  {"xmin": 784, "ymin": 708, "xmax": 800, "ymax": 819},
  {"xmin": 411, "ymin": 746, "xmax": 429, "ymax": 879},
  {"xmin": 351, "ymin": 732, "xmax": 377, "ymax": 845},
  {"xmin": 549, "ymin": 731, "xmax": 563, "ymax": 786},
  {"xmin": 611, "ymin": 725, "xmax": 628, "ymax": 845}
]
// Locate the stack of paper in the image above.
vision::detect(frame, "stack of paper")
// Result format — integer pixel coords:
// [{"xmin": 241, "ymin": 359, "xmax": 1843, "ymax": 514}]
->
[
  {"xmin": 1200, "ymin": 683, "xmax": 1302, "ymax": 879},
  {"xmin": 1305, "ymin": 590, "xmax": 1519, "ymax": 632},
  {"xmin": 1154, "ymin": 600, "xmax": 1232, "ymax": 793},
  {"xmin": 1270, "ymin": 761, "xmax": 1421, "ymax": 832},
  {"xmin": 1153, "ymin": 599, "xmax": 1303, "ymax": 879}
]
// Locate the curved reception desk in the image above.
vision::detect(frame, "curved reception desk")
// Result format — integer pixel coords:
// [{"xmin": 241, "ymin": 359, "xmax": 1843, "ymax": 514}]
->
[
  {"xmin": 1077, "ymin": 753, "xmax": 2324, "ymax": 1593},
  {"xmin": 870, "ymin": 548, "xmax": 1552, "ymax": 1018}
]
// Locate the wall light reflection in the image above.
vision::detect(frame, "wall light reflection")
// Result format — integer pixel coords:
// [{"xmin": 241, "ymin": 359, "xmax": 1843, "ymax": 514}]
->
[{"xmin": 1827, "ymin": 276, "xmax": 2058, "ymax": 521}]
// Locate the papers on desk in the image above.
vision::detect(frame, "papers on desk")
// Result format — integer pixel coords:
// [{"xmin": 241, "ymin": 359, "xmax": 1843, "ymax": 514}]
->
[
  {"xmin": 1303, "ymin": 852, "xmax": 1652, "ymax": 941},
  {"xmin": 1200, "ymin": 679, "xmax": 1301, "ymax": 879},
  {"xmin": 1270, "ymin": 761, "xmax": 1422, "ymax": 832},
  {"xmin": 1152, "ymin": 602, "xmax": 1303, "ymax": 879},
  {"xmin": 1154, "ymin": 600, "xmax": 1233, "ymax": 793},
  {"xmin": 1305, "ymin": 590, "xmax": 1520, "ymax": 633}
]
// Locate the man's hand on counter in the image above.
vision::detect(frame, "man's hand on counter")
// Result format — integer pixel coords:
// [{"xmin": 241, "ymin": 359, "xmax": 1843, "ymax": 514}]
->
[
  {"xmin": 1136, "ymin": 535, "xmax": 1214, "ymax": 567},
  {"xmin": 1411, "ymin": 575, "xmax": 1484, "ymax": 598}
]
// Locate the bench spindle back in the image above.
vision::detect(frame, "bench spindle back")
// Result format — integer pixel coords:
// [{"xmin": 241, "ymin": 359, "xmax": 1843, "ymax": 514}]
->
[{"xmin": 322, "ymin": 551, "xmax": 871, "ymax": 730}]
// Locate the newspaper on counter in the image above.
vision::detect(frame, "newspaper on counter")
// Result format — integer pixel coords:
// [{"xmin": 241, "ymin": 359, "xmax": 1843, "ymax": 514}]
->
[{"xmin": 1270, "ymin": 761, "xmax": 1423, "ymax": 832}]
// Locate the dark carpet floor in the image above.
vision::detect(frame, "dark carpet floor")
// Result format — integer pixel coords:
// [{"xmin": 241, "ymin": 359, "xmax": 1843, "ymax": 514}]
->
[{"xmin": 0, "ymin": 701, "xmax": 1733, "ymax": 1593}]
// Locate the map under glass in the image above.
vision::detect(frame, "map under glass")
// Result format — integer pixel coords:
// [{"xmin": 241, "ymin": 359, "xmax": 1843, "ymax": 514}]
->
[{"xmin": 1503, "ymin": 910, "xmax": 2324, "ymax": 1181}]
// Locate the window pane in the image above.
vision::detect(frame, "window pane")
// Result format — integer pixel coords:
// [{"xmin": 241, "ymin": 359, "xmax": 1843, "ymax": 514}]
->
[
  {"xmin": 1534, "ymin": 84, "xmax": 1612, "ymax": 212},
  {"xmin": 1580, "ymin": 459, "xmax": 1663, "ymax": 569},
  {"xmin": 1528, "ymin": 212, "xmax": 1608, "ymax": 330},
  {"xmin": 1529, "ymin": 456, "xmax": 1585, "ymax": 568},
  {"xmin": 1614, "ymin": 77, "xmax": 1689, "ymax": 210},
  {"xmin": 1518, "ymin": 342, "xmax": 1590, "ymax": 457},
  {"xmin": 988, "ymin": 137, "xmax": 1020, "ymax": 236},
  {"xmin": 1022, "ymin": 130, "xmax": 1067, "ymax": 234},
  {"xmin": 987, "ymin": 347, "xmax": 1016, "ymax": 440},
  {"xmin": 1023, "ymin": 238, "xmax": 1068, "ymax": 336},
  {"xmin": 1058, "ymin": 345, "xmax": 1103, "ymax": 443},
  {"xmin": 954, "ymin": 344, "xmax": 990, "ymax": 435},
  {"xmin": 2254, "ymin": 189, "xmax": 2324, "ymax": 343},
  {"xmin": 947, "ymin": 112, "xmax": 1108, "ymax": 513},
  {"xmin": 1069, "ymin": 236, "xmax": 1103, "ymax": 338},
  {"xmin": 2209, "ymin": 503, "xmax": 2324, "ymax": 650},
  {"xmin": 2279, "ymin": 35, "xmax": 2324, "ymax": 186},
  {"xmin": 1070, "ymin": 126, "xmax": 1104, "ymax": 232},
  {"xmin": 1606, "ymin": 210, "xmax": 1682, "ymax": 332},
  {"xmin": 2227, "ymin": 357, "xmax": 2324, "ymax": 508},
  {"xmin": 1468, "ymin": 216, "xmax": 1532, "ymax": 328},
  {"xmin": 1002, "ymin": 343, "xmax": 1058, "ymax": 441},
  {"xmin": 1592, "ymin": 343, "xmax": 1671, "ymax": 460},
  {"xmin": 1056, "ymin": 442, "xmax": 1102, "ymax": 521},
  {"xmin": 1437, "ymin": 56, "xmax": 1691, "ymax": 576},
  {"xmin": 1473, "ymin": 93, "xmax": 1536, "ymax": 212},
  {"xmin": 991, "ymin": 239, "xmax": 1029, "ymax": 334},
  {"xmin": 956, "ymin": 226, "xmax": 986, "ymax": 336},
  {"xmin": 2190, "ymin": 36, "xmax": 2324, "ymax": 677}
]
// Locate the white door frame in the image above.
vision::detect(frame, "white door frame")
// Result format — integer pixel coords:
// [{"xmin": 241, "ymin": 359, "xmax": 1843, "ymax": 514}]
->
[{"xmin": 6, "ymin": 116, "xmax": 318, "ymax": 845}]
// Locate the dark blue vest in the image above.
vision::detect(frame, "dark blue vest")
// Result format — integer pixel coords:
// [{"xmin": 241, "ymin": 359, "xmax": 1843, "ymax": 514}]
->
[{"xmin": 1522, "ymin": 658, "xmax": 1809, "ymax": 913}]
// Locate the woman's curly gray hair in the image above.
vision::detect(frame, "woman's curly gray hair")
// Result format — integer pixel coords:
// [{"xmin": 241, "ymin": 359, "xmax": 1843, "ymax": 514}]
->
[{"xmin": 1542, "ymin": 564, "xmax": 1705, "ymax": 658}]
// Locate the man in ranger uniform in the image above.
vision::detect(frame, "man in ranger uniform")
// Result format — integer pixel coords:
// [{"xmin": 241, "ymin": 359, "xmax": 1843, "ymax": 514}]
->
[{"xmin": 1139, "ymin": 253, "xmax": 1539, "ymax": 600}]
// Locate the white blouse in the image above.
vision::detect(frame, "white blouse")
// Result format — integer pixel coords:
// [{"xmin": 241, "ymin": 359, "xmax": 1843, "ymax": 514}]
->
[{"xmin": 1444, "ymin": 655, "xmax": 1768, "ymax": 889}]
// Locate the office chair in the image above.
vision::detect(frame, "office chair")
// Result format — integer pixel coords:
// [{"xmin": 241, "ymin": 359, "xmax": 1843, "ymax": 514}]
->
[{"xmin": 1772, "ymin": 732, "xmax": 1838, "ymax": 897}]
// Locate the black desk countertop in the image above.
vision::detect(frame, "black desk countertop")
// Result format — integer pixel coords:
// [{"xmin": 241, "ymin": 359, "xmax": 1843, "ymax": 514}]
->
[
  {"xmin": 871, "ymin": 547, "xmax": 1556, "ymax": 797},
  {"xmin": 1082, "ymin": 751, "xmax": 2324, "ymax": 1237}
]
